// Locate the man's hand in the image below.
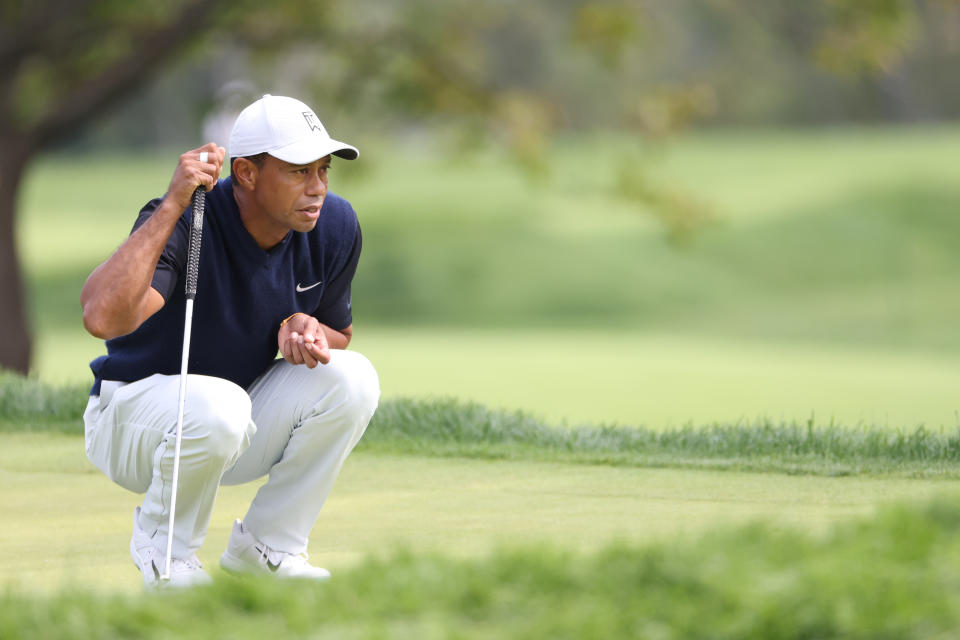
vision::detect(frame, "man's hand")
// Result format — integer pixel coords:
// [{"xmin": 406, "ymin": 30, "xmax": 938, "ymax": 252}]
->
[
  {"xmin": 167, "ymin": 143, "xmax": 226, "ymax": 213},
  {"xmin": 81, "ymin": 142, "xmax": 226, "ymax": 340},
  {"xmin": 279, "ymin": 313, "xmax": 332, "ymax": 368}
]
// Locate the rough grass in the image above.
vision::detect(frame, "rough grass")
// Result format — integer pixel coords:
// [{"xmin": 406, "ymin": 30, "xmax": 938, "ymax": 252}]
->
[
  {"xmin": 368, "ymin": 397, "xmax": 960, "ymax": 476},
  {"xmin": 0, "ymin": 372, "xmax": 88, "ymax": 428},
  {"xmin": 4, "ymin": 495, "xmax": 960, "ymax": 639},
  {"xmin": 4, "ymin": 372, "xmax": 960, "ymax": 477}
]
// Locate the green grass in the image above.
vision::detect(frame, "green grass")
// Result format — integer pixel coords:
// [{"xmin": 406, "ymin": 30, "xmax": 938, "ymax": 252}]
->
[
  {"xmin": 16, "ymin": 127, "xmax": 960, "ymax": 428},
  {"xmin": 8, "ymin": 128, "xmax": 960, "ymax": 635},
  {"xmin": 367, "ymin": 397, "xmax": 960, "ymax": 476},
  {"xmin": 5, "ymin": 493, "xmax": 960, "ymax": 638},
  {"xmin": 350, "ymin": 328, "xmax": 960, "ymax": 428},
  {"xmin": 5, "ymin": 373, "xmax": 960, "ymax": 477},
  {"xmin": 20, "ymin": 127, "xmax": 960, "ymax": 342},
  {"xmin": 0, "ymin": 373, "xmax": 87, "ymax": 427},
  {"xmin": 2, "ymin": 429, "xmax": 956, "ymax": 593},
  {"xmin": 28, "ymin": 326, "xmax": 960, "ymax": 429}
]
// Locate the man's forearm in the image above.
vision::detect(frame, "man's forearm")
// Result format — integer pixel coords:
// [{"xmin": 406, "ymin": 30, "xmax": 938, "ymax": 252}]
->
[
  {"xmin": 81, "ymin": 144, "xmax": 226, "ymax": 340},
  {"xmin": 80, "ymin": 198, "xmax": 181, "ymax": 339}
]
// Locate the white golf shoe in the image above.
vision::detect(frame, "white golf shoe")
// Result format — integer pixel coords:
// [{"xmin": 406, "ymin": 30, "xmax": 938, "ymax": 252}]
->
[
  {"xmin": 130, "ymin": 507, "xmax": 211, "ymax": 589},
  {"xmin": 220, "ymin": 519, "xmax": 331, "ymax": 580}
]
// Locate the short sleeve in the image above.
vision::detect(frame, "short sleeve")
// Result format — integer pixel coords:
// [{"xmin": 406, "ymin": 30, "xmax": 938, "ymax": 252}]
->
[
  {"xmin": 313, "ymin": 222, "xmax": 361, "ymax": 331},
  {"xmin": 131, "ymin": 198, "xmax": 189, "ymax": 302}
]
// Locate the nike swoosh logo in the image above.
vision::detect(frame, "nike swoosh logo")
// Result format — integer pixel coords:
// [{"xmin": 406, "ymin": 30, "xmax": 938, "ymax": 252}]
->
[
  {"xmin": 296, "ymin": 281, "xmax": 321, "ymax": 292},
  {"xmin": 256, "ymin": 544, "xmax": 281, "ymax": 572}
]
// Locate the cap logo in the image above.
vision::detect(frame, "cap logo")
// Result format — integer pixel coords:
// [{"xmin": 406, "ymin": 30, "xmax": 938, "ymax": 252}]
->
[{"xmin": 302, "ymin": 112, "xmax": 322, "ymax": 132}]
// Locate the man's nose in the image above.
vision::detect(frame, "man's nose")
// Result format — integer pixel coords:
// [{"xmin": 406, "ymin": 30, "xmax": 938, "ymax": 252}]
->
[{"xmin": 306, "ymin": 169, "xmax": 327, "ymax": 196}]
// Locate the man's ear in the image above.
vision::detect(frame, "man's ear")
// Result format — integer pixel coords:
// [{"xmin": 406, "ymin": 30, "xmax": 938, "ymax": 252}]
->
[{"xmin": 232, "ymin": 157, "xmax": 259, "ymax": 189}]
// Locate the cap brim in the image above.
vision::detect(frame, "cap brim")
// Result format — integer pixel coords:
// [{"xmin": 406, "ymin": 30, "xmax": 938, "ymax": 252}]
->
[{"xmin": 268, "ymin": 137, "xmax": 359, "ymax": 164}]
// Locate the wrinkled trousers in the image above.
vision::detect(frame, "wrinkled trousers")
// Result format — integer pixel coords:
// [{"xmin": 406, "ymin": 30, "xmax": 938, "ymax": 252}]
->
[{"xmin": 83, "ymin": 350, "xmax": 380, "ymax": 558}]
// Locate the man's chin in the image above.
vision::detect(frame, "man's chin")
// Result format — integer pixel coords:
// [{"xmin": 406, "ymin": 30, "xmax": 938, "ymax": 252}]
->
[{"xmin": 293, "ymin": 219, "xmax": 319, "ymax": 233}]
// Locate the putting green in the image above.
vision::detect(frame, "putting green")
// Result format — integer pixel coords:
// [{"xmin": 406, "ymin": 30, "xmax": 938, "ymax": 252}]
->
[
  {"xmin": 351, "ymin": 328, "xmax": 960, "ymax": 429},
  {"xmin": 2, "ymin": 432, "xmax": 956, "ymax": 594},
  {"xmin": 32, "ymin": 326, "xmax": 960, "ymax": 431}
]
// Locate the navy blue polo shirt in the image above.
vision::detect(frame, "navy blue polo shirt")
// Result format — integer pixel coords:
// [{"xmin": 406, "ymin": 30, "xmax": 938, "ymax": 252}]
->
[{"xmin": 89, "ymin": 176, "xmax": 361, "ymax": 394}]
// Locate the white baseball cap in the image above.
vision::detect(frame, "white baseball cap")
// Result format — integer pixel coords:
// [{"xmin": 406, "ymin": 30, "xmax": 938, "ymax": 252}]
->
[{"xmin": 229, "ymin": 94, "xmax": 358, "ymax": 163}]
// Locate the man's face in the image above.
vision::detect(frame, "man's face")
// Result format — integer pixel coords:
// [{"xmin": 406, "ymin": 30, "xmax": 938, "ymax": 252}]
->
[{"xmin": 251, "ymin": 154, "xmax": 332, "ymax": 234}]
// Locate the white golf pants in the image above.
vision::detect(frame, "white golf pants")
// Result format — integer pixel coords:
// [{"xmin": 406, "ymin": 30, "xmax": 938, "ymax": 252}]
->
[{"xmin": 83, "ymin": 350, "xmax": 380, "ymax": 559}]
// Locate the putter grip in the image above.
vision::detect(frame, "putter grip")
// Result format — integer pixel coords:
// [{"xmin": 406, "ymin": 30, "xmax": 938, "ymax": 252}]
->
[{"xmin": 185, "ymin": 186, "xmax": 205, "ymax": 300}]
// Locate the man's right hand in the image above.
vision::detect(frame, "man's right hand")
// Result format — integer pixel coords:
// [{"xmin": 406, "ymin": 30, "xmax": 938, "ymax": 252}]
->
[{"xmin": 166, "ymin": 143, "xmax": 226, "ymax": 213}]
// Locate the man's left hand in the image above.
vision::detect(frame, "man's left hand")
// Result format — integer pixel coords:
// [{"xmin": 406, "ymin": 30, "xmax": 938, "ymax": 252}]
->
[{"xmin": 279, "ymin": 313, "xmax": 331, "ymax": 368}]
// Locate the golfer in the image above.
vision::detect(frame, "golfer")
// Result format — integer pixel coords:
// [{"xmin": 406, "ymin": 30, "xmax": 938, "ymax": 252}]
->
[{"xmin": 80, "ymin": 95, "xmax": 379, "ymax": 587}]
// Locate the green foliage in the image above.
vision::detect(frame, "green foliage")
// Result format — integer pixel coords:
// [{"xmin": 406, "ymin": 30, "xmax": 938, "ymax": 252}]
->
[
  {"xmin": 33, "ymin": 0, "xmax": 960, "ymax": 151},
  {"xmin": 4, "ymin": 496, "xmax": 960, "ymax": 638},
  {"xmin": 3, "ymin": 0, "xmax": 217, "ymax": 134},
  {"xmin": 571, "ymin": 1, "xmax": 641, "ymax": 68},
  {"xmin": 816, "ymin": 0, "xmax": 917, "ymax": 74},
  {"xmin": 3, "ymin": 373, "xmax": 960, "ymax": 477},
  {"xmin": 615, "ymin": 152, "xmax": 716, "ymax": 245}
]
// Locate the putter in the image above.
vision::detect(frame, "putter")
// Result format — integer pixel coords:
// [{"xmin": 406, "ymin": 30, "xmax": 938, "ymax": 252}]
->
[{"xmin": 161, "ymin": 172, "xmax": 207, "ymax": 581}]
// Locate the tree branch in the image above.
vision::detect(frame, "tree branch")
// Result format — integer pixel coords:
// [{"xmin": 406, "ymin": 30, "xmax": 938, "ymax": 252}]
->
[
  {"xmin": 0, "ymin": 0, "xmax": 98, "ymax": 70},
  {"xmin": 29, "ymin": 0, "xmax": 229, "ymax": 148}
]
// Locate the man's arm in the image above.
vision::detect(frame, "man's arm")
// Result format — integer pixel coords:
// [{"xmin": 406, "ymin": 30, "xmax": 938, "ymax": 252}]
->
[
  {"xmin": 80, "ymin": 144, "xmax": 225, "ymax": 340},
  {"xmin": 280, "ymin": 205, "xmax": 361, "ymax": 368},
  {"xmin": 278, "ymin": 313, "xmax": 352, "ymax": 368}
]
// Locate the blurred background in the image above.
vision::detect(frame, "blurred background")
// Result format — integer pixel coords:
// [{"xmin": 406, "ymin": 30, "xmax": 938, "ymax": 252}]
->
[{"xmin": 3, "ymin": 0, "xmax": 959, "ymax": 429}]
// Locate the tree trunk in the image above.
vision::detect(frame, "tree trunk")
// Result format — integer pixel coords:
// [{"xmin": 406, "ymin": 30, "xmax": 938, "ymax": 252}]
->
[
  {"xmin": 0, "ymin": 1, "xmax": 227, "ymax": 375},
  {"xmin": 0, "ymin": 140, "xmax": 32, "ymax": 374}
]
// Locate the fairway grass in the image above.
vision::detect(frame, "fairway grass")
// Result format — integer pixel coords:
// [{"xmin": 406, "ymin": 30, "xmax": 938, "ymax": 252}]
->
[
  {"xmin": 8, "ymin": 497, "xmax": 960, "ymax": 639},
  {"xmin": 18, "ymin": 128, "xmax": 960, "ymax": 431},
  {"xmin": 352, "ymin": 328, "xmax": 960, "ymax": 430},
  {"xmin": 2, "ymin": 432, "xmax": 957, "ymax": 595},
  {"xmin": 4, "ymin": 378, "xmax": 960, "ymax": 636},
  {"xmin": 8, "ymin": 129, "xmax": 960, "ymax": 636},
  {"xmin": 29, "ymin": 326, "xmax": 960, "ymax": 430}
]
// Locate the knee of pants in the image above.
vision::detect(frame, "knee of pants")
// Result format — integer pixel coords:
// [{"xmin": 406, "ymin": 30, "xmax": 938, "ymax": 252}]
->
[
  {"xmin": 183, "ymin": 376, "xmax": 254, "ymax": 460},
  {"xmin": 316, "ymin": 350, "xmax": 381, "ymax": 425}
]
